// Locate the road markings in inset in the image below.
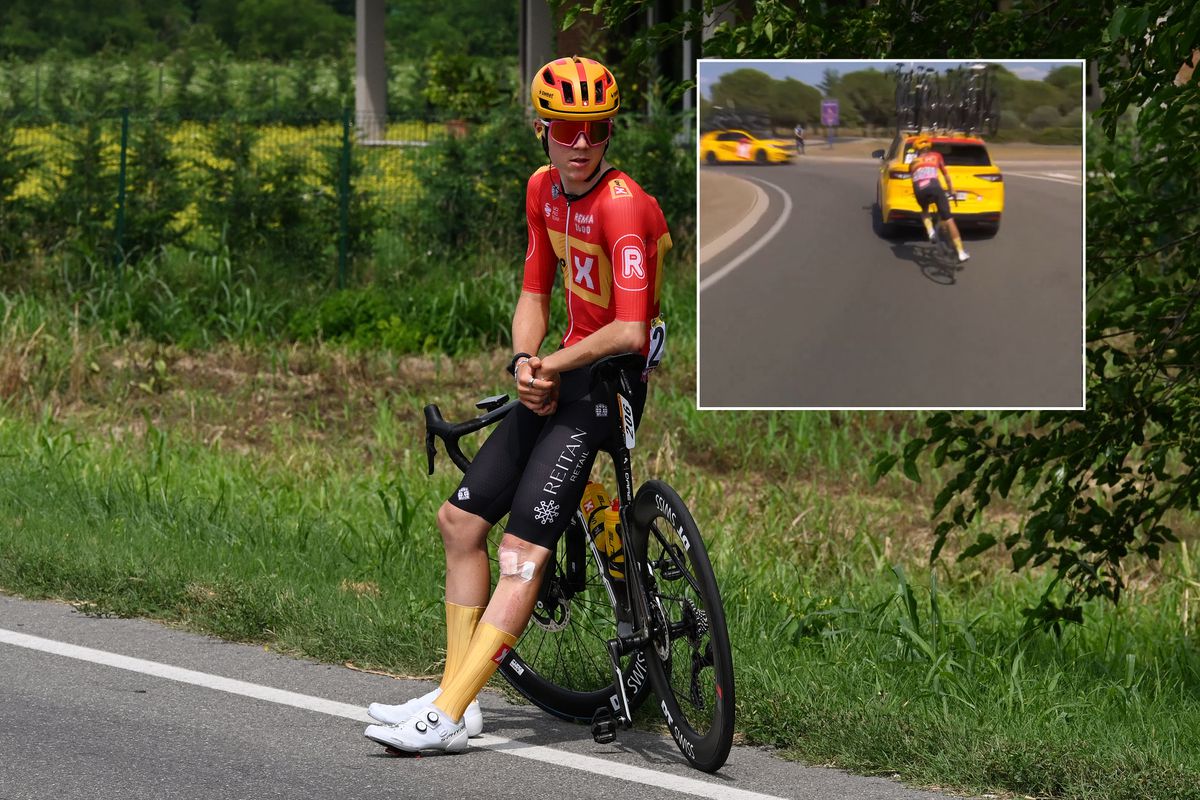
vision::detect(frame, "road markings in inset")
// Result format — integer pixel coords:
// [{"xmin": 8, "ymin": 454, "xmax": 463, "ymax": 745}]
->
[
  {"xmin": 1003, "ymin": 170, "xmax": 1082, "ymax": 185},
  {"xmin": 699, "ymin": 176, "xmax": 793, "ymax": 294},
  {"xmin": 0, "ymin": 627, "xmax": 786, "ymax": 800}
]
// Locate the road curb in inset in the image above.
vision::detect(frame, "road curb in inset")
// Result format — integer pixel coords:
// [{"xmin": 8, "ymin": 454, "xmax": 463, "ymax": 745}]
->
[{"xmin": 699, "ymin": 175, "xmax": 770, "ymax": 265}]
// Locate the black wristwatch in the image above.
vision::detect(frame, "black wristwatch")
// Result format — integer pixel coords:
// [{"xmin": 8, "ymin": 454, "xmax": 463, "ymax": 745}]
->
[{"xmin": 506, "ymin": 352, "xmax": 532, "ymax": 376}]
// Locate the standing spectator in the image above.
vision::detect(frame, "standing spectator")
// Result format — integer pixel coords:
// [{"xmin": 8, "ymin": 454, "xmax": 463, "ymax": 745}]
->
[{"xmin": 793, "ymin": 122, "xmax": 805, "ymax": 155}]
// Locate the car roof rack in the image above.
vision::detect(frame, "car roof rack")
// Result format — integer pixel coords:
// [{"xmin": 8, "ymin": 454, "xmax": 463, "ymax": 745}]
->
[{"xmin": 900, "ymin": 127, "xmax": 980, "ymax": 139}]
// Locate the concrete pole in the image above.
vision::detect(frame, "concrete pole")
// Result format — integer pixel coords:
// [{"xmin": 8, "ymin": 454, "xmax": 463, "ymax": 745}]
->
[
  {"xmin": 682, "ymin": 0, "xmax": 694, "ymax": 136},
  {"xmin": 356, "ymin": 0, "xmax": 386, "ymax": 140},
  {"xmin": 520, "ymin": 0, "xmax": 555, "ymax": 112}
]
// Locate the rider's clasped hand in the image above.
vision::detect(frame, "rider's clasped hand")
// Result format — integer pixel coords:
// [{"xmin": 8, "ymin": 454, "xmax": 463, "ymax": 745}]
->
[{"xmin": 516, "ymin": 356, "xmax": 559, "ymax": 416}]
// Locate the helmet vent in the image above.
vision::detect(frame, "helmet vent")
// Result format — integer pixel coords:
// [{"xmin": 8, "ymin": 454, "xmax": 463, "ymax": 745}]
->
[
  {"xmin": 542, "ymin": 68, "xmax": 554, "ymax": 84},
  {"xmin": 561, "ymin": 80, "xmax": 574, "ymax": 104},
  {"xmin": 580, "ymin": 79, "xmax": 589, "ymax": 104},
  {"xmin": 593, "ymin": 79, "xmax": 605, "ymax": 104}
]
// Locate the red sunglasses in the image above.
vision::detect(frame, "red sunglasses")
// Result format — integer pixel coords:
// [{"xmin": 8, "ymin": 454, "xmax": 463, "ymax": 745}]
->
[{"xmin": 546, "ymin": 119, "xmax": 613, "ymax": 147}]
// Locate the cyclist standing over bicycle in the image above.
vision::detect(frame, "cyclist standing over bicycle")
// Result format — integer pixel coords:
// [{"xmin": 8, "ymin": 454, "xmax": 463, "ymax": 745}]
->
[
  {"xmin": 363, "ymin": 55, "xmax": 672, "ymax": 755},
  {"xmin": 910, "ymin": 135, "xmax": 969, "ymax": 263}
]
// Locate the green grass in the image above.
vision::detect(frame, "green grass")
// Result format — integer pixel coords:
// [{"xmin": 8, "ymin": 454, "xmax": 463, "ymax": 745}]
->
[
  {"xmin": 1, "ymin": 407, "xmax": 1199, "ymax": 798},
  {"xmin": 2, "ymin": 259, "xmax": 1200, "ymax": 798}
]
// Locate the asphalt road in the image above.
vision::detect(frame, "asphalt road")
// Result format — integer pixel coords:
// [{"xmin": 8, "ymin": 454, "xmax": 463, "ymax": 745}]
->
[
  {"xmin": 697, "ymin": 156, "xmax": 1084, "ymax": 408},
  {"xmin": 0, "ymin": 594, "xmax": 966, "ymax": 800}
]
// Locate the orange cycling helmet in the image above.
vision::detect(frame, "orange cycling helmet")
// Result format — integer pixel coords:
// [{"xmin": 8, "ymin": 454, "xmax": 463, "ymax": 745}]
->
[
  {"xmin": 912, "ymin": 135, "xmax": 933, "ymax": 151},
  {"xmin": 531, "ymin": 56, "xmax": 620, "ymax": 121}
]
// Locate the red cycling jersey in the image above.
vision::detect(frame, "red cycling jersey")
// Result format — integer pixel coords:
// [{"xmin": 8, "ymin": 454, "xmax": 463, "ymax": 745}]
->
[
  {"xmin": 523, "ymin": 166, "xmax": 672, "ymax": 357},
  {"xmin": 910, "ymin": 150, "xmax": 946, "ymax": 191}
]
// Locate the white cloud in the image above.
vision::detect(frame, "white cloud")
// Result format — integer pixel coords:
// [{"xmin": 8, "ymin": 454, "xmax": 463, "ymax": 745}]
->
[{"xmin": 1009, "ymin": 65, "xmax": 1047, "ymax": 80}]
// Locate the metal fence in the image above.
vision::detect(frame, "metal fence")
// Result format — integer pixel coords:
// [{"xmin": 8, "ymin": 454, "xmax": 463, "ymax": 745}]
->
[{"xmin": 2, "ymin": 107, "xmax": 448, "ymax": 286}]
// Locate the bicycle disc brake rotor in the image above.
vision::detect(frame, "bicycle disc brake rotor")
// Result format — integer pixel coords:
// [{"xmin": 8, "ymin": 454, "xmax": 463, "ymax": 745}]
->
[{"xmin": 532, "ymin": 580, "xmax": 571, "ymax": 632}]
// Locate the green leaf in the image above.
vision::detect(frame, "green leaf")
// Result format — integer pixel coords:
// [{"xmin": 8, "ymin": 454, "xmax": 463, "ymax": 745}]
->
[
  {"xmin": 931, "ymin": 521, "xmax": 953, "ymax": 562},
  {"xmin": 1106, "ymin": 7, "xmax": 1128, "ymax": 41},
  {"xmin": 932, "ymin": 484, "xmax": 956, "ymax": 518},
  {"xmin": 1126, "ymin": 7, "xmax": 1151, "ymax": 37},
  {"xmin": 871, "ymin": 452, "xmax": 899, "ymax": 483},
  {"xmin": 903, "ymin": 437, "xmax": 927, "ymax": 461},
  {"xmin": 958, "ymin": 532, "xmax": 997, "ymax": 561},
  {"xmin": 1012, "ymin": 546, "xmax": 1035, "ymax": 570},
  {"xmin": 902, "ymin": 458, "xmax": 922, "ymax": 484}
]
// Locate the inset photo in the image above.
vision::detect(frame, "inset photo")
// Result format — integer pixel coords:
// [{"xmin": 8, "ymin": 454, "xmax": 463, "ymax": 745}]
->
[{"xmin": 697, "ymin": 59, "xmax": 1084, "ymax": 409}]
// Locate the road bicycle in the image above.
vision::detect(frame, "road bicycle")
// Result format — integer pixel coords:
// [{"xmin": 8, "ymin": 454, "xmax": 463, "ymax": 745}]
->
[
  {"xmin": 897, "ymin": 63, "xmax": 1000, "ymax": 137},
  {"xmin": 423, "ymin": 353, "xmax": 736, "ymax": 773},
  {"xmin": 943, "ymin": 63, "xmax": 1000, "ymax": 136},
  {"xmin": 894, "ymin": 66, "xmax": 943, "ymax": 132},
  {"xmin": 920, "ymin": 196, "xmax": 962, "ymax": 272}
]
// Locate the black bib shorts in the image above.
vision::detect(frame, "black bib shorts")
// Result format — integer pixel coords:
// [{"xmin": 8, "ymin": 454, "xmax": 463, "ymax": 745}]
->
[
  {"xmin": 913, "ymin": 181, "xmax": 952, "ymax": 221},
  {"xmin": 448, "ymin": 365, "xmax": 646, "ymax": 551}
]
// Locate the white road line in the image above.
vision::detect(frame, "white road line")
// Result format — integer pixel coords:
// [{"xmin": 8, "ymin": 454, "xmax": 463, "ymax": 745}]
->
[
  {"xmin": 0, "ymin": 628, "xmax": 785, "ymax": 800},
  {"xmin": 698, "ymin": 177, "xmax": 769, "ymax": 265},
  {"xmin": 1002, "ymin": 170, "xmax": 1082, "ymax": 185},
  {"xmin": 698, "ymin": 176, "xmax": 793, "ymax": 294}
]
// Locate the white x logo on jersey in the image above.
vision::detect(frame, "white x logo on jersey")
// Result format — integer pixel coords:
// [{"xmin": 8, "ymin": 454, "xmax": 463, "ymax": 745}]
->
[{"xmin": 573, "ymin": 255, "xmax": 596, "ymax": 290}]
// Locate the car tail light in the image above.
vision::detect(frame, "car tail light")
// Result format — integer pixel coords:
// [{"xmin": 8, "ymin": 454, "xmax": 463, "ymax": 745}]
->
[
  {"xmin": 889, "ymin": 170, "xmax": 908, "ymax": 179},
  {"xmin": 975, "ymin": 174, "xmax": 1003, "ymax": 182}
]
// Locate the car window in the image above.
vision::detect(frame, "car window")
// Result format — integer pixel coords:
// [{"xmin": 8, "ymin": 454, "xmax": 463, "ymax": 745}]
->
[
  {"xmin": 939, "ymin": 144, "xmax": 992, "ymax": 167},
  {"xmin": 898, "ymin": 142, "xmax": 993, "ymax": 167},
  {"xmin": 885, "ymin": 136, "xmax": 901, "ymax": 161},
  {"xmin": 718, "ymin": 131, "xmax": 747, "ymax": 142}
]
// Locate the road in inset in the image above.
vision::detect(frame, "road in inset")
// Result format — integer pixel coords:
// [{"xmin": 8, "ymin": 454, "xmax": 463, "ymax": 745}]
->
[{"xmin": 698, "ymin": 157, "xmax": 1083, "ymax": 408}]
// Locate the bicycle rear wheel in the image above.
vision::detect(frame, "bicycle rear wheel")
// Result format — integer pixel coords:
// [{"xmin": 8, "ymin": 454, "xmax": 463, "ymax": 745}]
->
[
  {"xmin": 629, "ymin": 481, "xmax": 735, "ymax": 773},
  {"xmin": 498, "ymin": 511, "xmax": 652, "ymax": 723}
]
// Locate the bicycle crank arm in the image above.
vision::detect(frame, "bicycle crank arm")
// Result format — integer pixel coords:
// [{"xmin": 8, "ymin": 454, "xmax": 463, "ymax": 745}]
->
[{"xmin": 605, "ymin": 638, "xmax": 635, "ymax": 730}]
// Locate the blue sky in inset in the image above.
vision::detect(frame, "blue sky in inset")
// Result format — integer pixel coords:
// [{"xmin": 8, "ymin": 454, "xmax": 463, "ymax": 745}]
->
[{"xmin": 697, "ymin": 60, "xmax": 1080, "ymax": 99}]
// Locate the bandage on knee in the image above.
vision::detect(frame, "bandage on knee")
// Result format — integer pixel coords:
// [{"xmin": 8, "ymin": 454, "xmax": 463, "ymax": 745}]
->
[{"xmin": 498, "ymin": 544, "xmax": 536, "ymax": 582}]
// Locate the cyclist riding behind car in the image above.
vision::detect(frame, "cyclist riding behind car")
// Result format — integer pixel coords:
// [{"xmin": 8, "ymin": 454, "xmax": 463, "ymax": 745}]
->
[
  {"xmin": 910, "ymin": 135, "xmax": 969, "ymax": 263},
  {"xmin": 362, "ymin": 55, "xmax": 672, "ymax": 755}
]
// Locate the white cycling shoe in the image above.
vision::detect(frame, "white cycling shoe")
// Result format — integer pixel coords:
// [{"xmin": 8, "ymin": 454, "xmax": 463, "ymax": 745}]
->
[
  {"xmin": 958, "ymin": 250, "xmax": 971, "ymax": 262},
  {"xmin": 367, "ymin": 688, "xmax": 483, "ymax": 737},
  {"xmin": 364, "ymin": 703, "xmax": 468, "ymax": 754}
]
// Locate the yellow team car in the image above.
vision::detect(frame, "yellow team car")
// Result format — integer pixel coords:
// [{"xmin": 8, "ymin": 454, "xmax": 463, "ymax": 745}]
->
[
  {"xmin": 873, "ymin": 133, "xmax": 1004, "ymax": 236},
  {"xmin": 700, "ymin": 129, "xmax": 795, "ymax": 165}
]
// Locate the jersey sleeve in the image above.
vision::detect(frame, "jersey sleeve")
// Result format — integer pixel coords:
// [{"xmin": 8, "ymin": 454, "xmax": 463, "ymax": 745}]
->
[
  {"xmin": 601, "ymin": 192, "xmax": 656, "ymax": 323},
  {"xmin": 522, "ymin": 172, "xmax": 556, "ymax": 295}
]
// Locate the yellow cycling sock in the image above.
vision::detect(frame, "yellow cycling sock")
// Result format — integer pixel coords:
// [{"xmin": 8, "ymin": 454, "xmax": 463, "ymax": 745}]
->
[
  {"xmin": 922, "ymin": 217, "xmax": 935, "ymax": 238},
  {"xmin": 438, "ymin": 602, "xmax": 485, "ymax": 693},
  {"xmin": 434, "ymin": 622, "xmax": 517, "ymax": 722},
  {"xmin": 952, "ymin": 233, "xmax": 965, "ymax": 254}
]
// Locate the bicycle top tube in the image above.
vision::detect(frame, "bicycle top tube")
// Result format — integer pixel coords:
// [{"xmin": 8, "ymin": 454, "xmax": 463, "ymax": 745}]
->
[{"xmin": 423, "ymin": 351, "xmax": 646, "ymax": 477}]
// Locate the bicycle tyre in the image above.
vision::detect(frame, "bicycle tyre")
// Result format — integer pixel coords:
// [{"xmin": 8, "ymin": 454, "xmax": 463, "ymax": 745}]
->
[
  {"xmin": 628, "ymin": 480, "xmax": 735, "ymax": 773},
  {"xmin": 498, "ymin": 510, "xmax": 653, "ymax": 723}
]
